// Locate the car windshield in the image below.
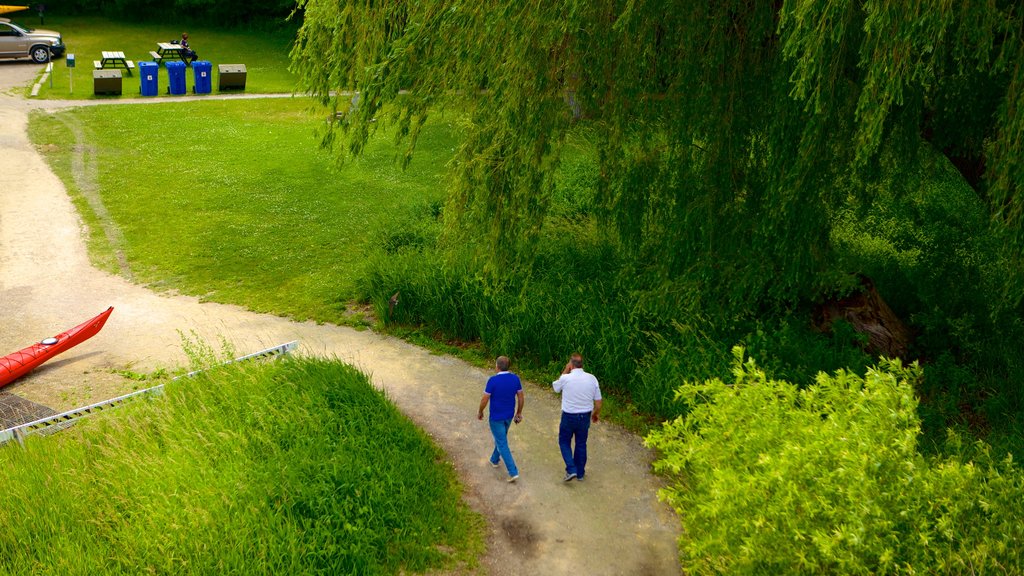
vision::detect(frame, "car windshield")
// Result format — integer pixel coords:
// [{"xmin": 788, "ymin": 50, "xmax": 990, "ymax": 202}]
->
[{"xmin": 5, "ymin": 20, "xmax": 31, "ymax": 33}]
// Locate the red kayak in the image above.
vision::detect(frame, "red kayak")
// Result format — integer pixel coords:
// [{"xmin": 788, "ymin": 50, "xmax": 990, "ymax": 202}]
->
[{"xmin": 0, "ymin": 307, "xmax": 113, "ymax": 389}]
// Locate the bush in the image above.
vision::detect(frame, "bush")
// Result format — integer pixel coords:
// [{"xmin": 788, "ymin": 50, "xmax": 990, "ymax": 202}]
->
[
  {"xmin": 646, "ymin": 348, "xmax": 1024, "ymax": 574},
  {"xmin": 360, "ymin": 196, "xmax": 879, "ymax": 425},
  {"xmin": 739, "ymin": 317, "xmax": 873, "ymax": 384}
]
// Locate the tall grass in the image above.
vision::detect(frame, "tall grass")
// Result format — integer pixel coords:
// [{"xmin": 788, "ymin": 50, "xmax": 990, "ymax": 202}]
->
[
  {"xmin": 358, "ymin": 144, "xmax": 877, "ymax": 423},
  {"xmin": 0, "ymin": 357, "xmax": 481, "ymax": 575}
]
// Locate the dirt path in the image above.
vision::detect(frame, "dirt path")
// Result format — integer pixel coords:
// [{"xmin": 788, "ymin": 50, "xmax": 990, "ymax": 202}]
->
[{"xmin": 0, "ymin": 61, "xmax": 680, "ymax": 576}]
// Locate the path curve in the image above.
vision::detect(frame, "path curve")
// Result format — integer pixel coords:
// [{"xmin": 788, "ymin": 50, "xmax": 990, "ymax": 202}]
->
[{"xmin": 0, "ymin": 61, "xmax": 680, "ymax": 576}]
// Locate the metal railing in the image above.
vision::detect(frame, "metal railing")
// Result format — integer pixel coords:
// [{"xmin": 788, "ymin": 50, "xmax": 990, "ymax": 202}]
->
[{"xmin": 0, "ymin": 340, "xmax": 298, "ymax": 446}]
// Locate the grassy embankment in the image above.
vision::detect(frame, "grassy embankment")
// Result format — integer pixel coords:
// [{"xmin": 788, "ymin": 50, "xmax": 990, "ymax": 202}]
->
[
  {"xmin": 0, "ymin": 356, "xmax": 482, "ymax": 574},
  {"xmin": 24, "ymin": 15, "xmax": 297, "ymax": 98}
]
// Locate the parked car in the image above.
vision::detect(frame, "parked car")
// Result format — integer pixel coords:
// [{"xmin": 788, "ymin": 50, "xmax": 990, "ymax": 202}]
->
[{"xmin": 0, "ymin": 17, "xmax": 65, "ymax": 63}]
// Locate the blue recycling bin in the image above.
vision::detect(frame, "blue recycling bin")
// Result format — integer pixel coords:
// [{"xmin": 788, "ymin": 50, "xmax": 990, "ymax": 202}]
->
[
  {"xmin": 192, "ymin": 60, "xmax": 212, "ymax": 94},
  {"xmin": 139, "ymin": 61, "xmax": 158, "ymax": 96},
  {"xmin": 166, "ymin": 61, "xmax": 186, "ymax": 95}
]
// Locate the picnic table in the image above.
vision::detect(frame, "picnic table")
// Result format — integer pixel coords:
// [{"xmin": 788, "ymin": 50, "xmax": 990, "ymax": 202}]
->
[
  {"xmin": 93, "ymin": 51, "xmax": 134, "ymax": 75},
  {"xmin": 150, "ymin": 42, "xmax": 190, "ymax": 66}
]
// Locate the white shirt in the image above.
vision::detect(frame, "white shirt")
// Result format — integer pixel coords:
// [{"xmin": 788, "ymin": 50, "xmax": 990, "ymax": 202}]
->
[{"xmin": 552, "ymin": 368, "xmax": 602, "ymax": 414}]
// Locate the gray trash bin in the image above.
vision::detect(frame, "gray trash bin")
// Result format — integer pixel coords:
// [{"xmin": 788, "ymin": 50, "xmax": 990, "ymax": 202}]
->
[
  {"xmin": 218, "ymin": 64, "xmax": 246, "ymax": 91},
  {"xmin": 93, "ymin": 69, "xmax": 122, "ymax": 95}
]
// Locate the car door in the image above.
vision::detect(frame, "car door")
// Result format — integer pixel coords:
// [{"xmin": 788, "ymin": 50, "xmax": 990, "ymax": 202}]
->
[{"xmin": 0, "ymin": 22, "xmax": 28, "ymax": 58}]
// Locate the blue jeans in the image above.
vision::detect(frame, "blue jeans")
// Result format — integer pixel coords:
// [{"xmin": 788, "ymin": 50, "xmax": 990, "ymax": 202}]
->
[
  {"xmin": 559, "ymin": 411, "xmax": 591, "ymax": 478},
  {"xmin": 489, "ymin": 419, "xmax": 519, "ymax": 477}
]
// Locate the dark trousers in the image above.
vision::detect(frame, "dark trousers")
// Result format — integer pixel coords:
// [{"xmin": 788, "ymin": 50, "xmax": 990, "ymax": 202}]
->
[{"xmin": 558, "ymin": 411, "xmax": 591, "ymax": 477}]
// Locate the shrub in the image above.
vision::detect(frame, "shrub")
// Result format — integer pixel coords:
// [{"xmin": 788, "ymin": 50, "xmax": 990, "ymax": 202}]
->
[
  {"xmin": 739, "ymin": 317, "xmax": 873, "ymax": 385},
  {"xmin": 646, "ymin": 348, "xmax": 1024, "ymax": 574}
]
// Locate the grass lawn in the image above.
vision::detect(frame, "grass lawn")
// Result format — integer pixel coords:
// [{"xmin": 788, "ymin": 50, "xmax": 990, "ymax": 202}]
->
[
  {"xmin": 28, "ymin": 98, "xmax": 459, "ymax": 325},
  {"xmin": 0, "ymin": 357, "xmax": 483, "ymax": 575},
  {"xmin": 23, "ymin": 16, "xmax": 298, "ymax": 98}
]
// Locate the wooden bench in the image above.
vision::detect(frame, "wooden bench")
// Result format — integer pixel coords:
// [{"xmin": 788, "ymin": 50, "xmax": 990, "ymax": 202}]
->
[
  {"xmin": 95, "ymin": 54, "xmax": 135, "ymax": 73},
  {"xmin": 149, "ymin": 50, "xmax": 163, "ymax": 62},
  {"xmin": 95, "ymin": 60, "xmax": 135, "ymax": 70}
]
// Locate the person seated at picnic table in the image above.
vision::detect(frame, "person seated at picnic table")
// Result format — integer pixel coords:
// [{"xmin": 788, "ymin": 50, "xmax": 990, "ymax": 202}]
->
[{"xmin": 177, "ymin": 32, "xmax": 197, "ymax": 64}]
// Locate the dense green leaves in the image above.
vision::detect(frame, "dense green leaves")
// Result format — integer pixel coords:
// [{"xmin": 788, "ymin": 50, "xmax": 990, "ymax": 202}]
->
[
  {"xmin": 646, "ymin": 348, "xmax": 1024, "ymax": 574},
  {"xmin": 292, "ymin": 0, "xmax": 1024, "ymax": 308},
  {"xmin": 296, "ymin": 0, "xmax": 1024, "ymax": 452}
]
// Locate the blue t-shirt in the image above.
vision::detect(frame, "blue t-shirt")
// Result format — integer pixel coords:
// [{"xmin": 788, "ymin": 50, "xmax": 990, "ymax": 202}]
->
[{"xmin": 485, "ymin": 371, "xmax": 522, "ymax": 421}]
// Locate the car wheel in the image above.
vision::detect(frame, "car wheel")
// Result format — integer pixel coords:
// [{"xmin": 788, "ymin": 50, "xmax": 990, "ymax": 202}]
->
[{"xmin": 30, "ymin": 46, "xmax": 51, "ymax": 63}]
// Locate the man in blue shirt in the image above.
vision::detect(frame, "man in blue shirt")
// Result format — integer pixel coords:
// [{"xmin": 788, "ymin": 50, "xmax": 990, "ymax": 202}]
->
[{"xmin": 477, "ymin": 355, "xmax": 525, "ymax": 482}]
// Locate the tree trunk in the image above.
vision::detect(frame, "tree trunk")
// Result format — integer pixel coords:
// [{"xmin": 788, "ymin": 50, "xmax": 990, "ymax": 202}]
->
[{"xmin": 814, "ymin": 275, "xmax": 912, "ymax": 360}]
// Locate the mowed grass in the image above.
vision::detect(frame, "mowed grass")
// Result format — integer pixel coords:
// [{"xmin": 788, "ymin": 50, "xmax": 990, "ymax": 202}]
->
[
  {"xmin": 0, "ymin": 357, "xmax": 482, "ymax": 575},
  {"xmin": 24, "ymin": 16, "xmax": 297, "ymax": 98},
  {"xmin": 29, "ymin": 98, "xmax": 457, "ymax": 324}
]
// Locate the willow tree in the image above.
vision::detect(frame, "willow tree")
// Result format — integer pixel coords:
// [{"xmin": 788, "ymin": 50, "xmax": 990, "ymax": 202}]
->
[{"xmin": 290, "ymin": 0, "xmax": 1024, "ymax": 311}]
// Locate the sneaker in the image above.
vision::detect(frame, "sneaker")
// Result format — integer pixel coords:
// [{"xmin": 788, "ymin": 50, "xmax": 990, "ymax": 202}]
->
[
  {"xmin": 563, "ymin": 472, "xmax": 577, "ymax": 482},
  {"xmin": 576, "ymin": 475, "xmax": 584, "ymax": 482},
  {"xmin": 507, "ymin": 475, "xmax": 519, "ymax": 483},
  {"xmin": 489, "ymin": 460, "xmax": 500, "ymax": 468}
]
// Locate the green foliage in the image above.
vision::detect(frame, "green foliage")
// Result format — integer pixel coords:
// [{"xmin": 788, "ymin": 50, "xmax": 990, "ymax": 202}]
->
[
  {"xmin": 740, "ymin": 318, "xmax": 873, "ymax": 384},
  {"xmin": 360, "ymin": 197, "xmax": 883, "ymax": 422},
  {"xmin": 292, "ymin": 0, "xmax": 1024, "ymax": 312},
  {"xmin": 832, "ymin": 145, "xmax": 1024, "ymax": 442},
  {"xmin": 646, "ymin": 348, "xmax": 1024, "ymax": 574},
  {"xmin": 632, "ymin": 323, "xmax": 730, "ymax": 419},
  {"xmin": 0, "ymin": 357, "xmax": 481, "ymax": 575},
  {"xmin": 291, "ymin": 0, "xmax": 835, "ymax": 308},
  {"xmin": 290, "ymin": 0, "xmax": 1024, "ymax": 450},
  {"xmin": 833, "ymin": 146, "xmax": 1001, "ymax": 347},
  {"xmin": 374, "ymin": 199, "xmax": 444, "ymax": 256},
  {"xmin": 288, "ymin": 4, "xmax": 1024, "ymax": 448}
]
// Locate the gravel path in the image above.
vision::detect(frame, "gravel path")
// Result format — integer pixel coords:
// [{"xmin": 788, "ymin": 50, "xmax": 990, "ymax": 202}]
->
[{"xmin": 0, "ymin": 61, "xmax": 681, "ymax": 575}]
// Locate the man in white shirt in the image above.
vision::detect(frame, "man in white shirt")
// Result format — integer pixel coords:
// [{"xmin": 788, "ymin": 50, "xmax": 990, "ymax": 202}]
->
[{"xmin": 552, "ymin": 352, "xmax": 602, "ymax": 482}]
